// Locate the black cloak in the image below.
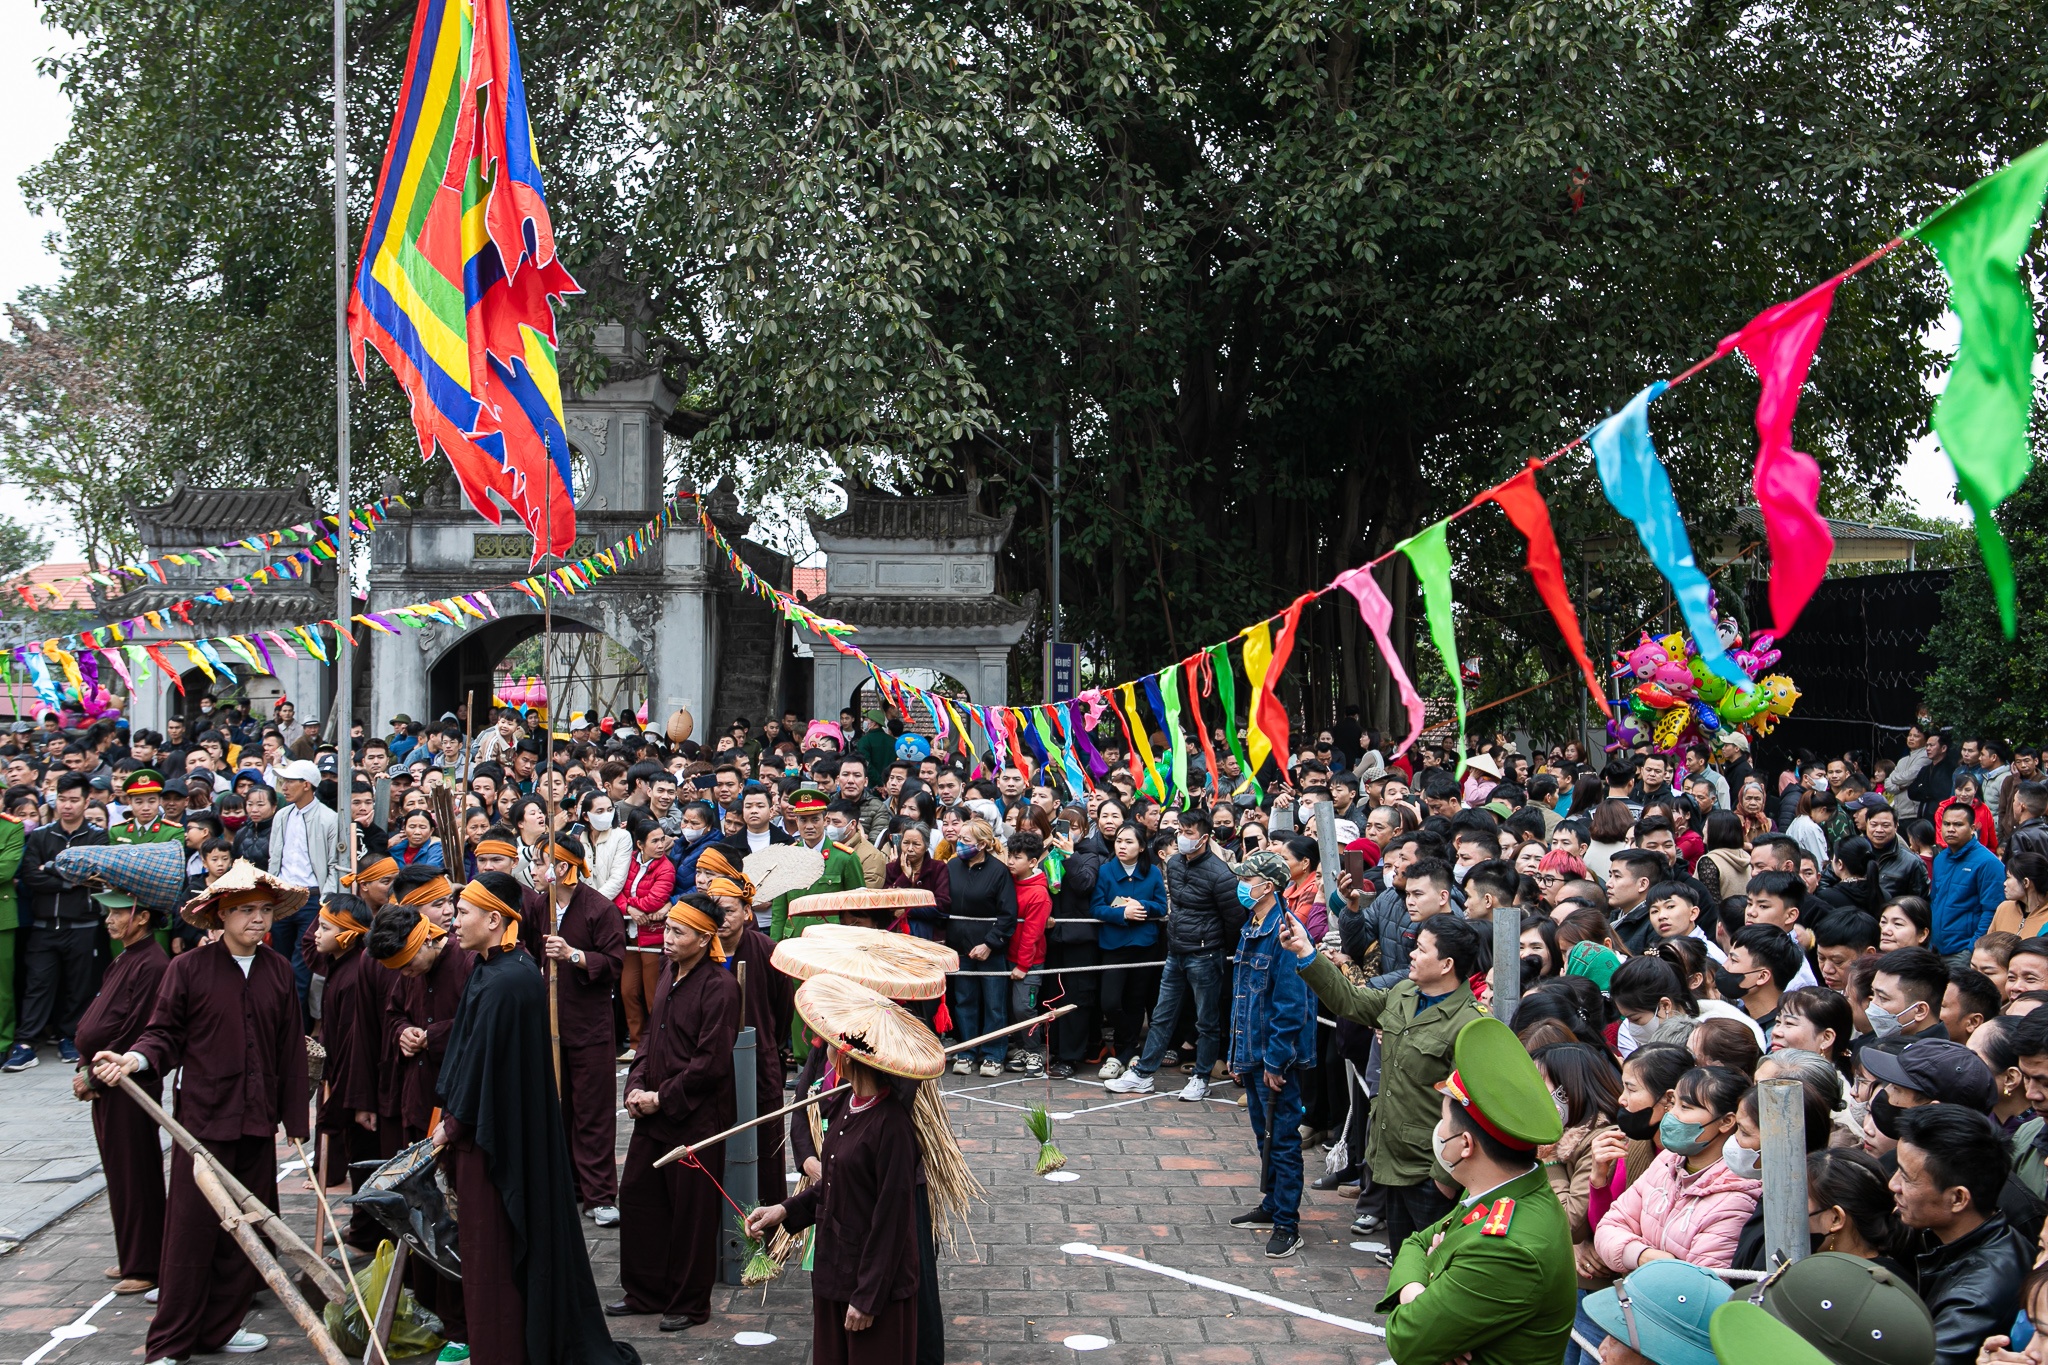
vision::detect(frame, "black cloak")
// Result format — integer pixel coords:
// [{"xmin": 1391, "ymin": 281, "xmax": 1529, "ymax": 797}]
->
[{"xmin": 438, "ymin": 944, "xmax": 641, "ymax": 1365}]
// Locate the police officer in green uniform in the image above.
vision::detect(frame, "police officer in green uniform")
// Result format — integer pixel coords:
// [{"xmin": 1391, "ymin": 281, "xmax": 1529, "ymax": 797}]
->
[
  {"xmin": 1378, "ymin": 1015, "xmax": 1576, "ymax": 1365},
  {"xmin": 767, "ymin": 788, "xmax": 868, "ymax": 941},
  {"xmin": 108, "ymin": 769, "xmax": 181, "ymax": 951}
]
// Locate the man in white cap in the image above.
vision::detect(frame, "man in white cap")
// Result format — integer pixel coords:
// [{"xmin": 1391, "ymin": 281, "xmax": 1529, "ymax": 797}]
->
[{"xmin": 266, "ymin": 758, "xmax": 339, "ymax": 1013}]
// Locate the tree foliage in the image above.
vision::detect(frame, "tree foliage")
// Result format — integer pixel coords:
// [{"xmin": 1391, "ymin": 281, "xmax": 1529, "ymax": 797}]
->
[
  {"xmin": 18, "ymin": 0, "xmax": 2048, "ymax": 715},
  {"xmin": 0, "ymin": 298, "xmax": 149, "ymax": 568},
  {"xmin": 1922, "ymin": 457, "xmax": 2048, "ymax": 740}
]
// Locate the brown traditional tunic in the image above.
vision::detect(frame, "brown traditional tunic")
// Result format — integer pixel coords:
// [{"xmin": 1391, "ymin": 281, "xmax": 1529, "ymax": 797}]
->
[
  {"xmin": 523, "ymin": 880, "xmax": 626, "ymax": 1206},
  {"xmin": 74, "ymin": 936, "xmax": 168, "ymax": 1282},
  {"xmin": 129, "ymin": 940, "xmax": 310, "ymax": 1362},
  {"xmin": 782, "ymin": 1089, "xmax": 921, "ymax": 1365},
  {"xmin": 722, "ymin": 925, "xmax": 793, "ymax": 1180},
  {"xmin": 384, "ymin": 942, "xmax": 475, "ymax": 1138},
  {"xmin": 317, "ymin": 944, "xmax": 386, "ymax": 1248},
  {"xmin": 617, "ymin": 954, "xmax": 739, "ymax": 1322}
]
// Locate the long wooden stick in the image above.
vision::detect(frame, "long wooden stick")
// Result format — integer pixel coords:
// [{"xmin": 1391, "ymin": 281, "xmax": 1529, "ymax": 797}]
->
[
  {"xmin": 653, "ymin": 1005, "xmax": 1076, "ymax": 1168},
  {"xmin": 192, "ymin": 1161, "xmax": 351, "ymax": 1365},
  {"xmin": 363, "ymin": 1242, "xmax": 407, "ymax": 1365},
  {"xmin": 117, "ymin": 1076, "xmax": 348, "ymax": 1303},
  {"xmin": 541, "ymin": 470, "xmax": 561, "ymax": 1092},
  {"xmin": 292, "ymin": 1138, "xmax": 390, "ymax": 1365}
]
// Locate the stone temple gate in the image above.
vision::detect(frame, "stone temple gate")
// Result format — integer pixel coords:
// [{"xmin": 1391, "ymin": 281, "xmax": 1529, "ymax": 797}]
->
[{"xmin": 366, "ymin": 350, "xmax": 794, "ymax": 734}]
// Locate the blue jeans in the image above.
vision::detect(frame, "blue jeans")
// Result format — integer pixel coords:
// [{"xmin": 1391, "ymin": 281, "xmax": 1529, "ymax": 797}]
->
[
  {"xmin": 952, "ymin": 971, "xmax": 1009, "ymax": 1064},
  {"xmin": 272, "ymin": 906, "xmax": 317, "ymax": 1014},
  {"xmin": 1243, "ymin": 1069, "xmax": 1305, "ymax": 1234},
  {"xmin": 1566, "ymin": 1291, "xmax": 1600, "ymax": 1365},
  {"xmin": 1133, "ymin": 949, "xmax": 1226, "ymax": 1080}
]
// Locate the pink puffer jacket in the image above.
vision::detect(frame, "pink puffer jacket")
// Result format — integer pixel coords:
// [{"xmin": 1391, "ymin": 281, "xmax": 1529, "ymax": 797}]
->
[{"xmin": 1592, "ymin": 1148, "xmax": 1760, "ymax": 1272}]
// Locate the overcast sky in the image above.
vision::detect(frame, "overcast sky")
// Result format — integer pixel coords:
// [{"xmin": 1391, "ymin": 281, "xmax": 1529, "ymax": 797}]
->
[{"xmin": 0, "ymin": 0, "xmax": 1966, "ymax": 570}]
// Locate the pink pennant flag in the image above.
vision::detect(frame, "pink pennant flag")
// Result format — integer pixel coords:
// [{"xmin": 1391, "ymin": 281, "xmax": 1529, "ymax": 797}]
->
[
  {"xmin": 1717, "ymin": 277, "xmax": 1840, "ymax": 635},
  {"xmin": 1333, "ymin": 564, "xmax": 1426, "ymax": 758},
  {"xmin": 99, "ymin": 647, "xmax": 134, "ymax": 694}
]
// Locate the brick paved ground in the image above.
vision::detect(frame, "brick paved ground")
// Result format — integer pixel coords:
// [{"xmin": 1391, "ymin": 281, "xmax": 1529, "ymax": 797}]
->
[{"xmin": 0, "ymin": 1068, "xmax": 1393, "ymax": 1364}]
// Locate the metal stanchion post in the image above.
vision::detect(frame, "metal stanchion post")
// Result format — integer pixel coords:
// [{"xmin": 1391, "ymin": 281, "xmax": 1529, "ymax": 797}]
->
[
  {"xmin": 1490, "ymin": 908, "xmax": 1521, "ymax": 1028},
  {"xmin": 720, "ymin": 1024, "xmax": 759, "ymax": 1285},
  {"xmin": 1758, "ymin": 1077, "xmax": 1807, "ymax": 1268}
]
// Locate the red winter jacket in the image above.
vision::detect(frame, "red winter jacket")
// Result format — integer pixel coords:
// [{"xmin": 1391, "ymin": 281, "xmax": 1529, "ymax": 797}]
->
[
  {"xmin": 1008, "ymin": 870, "xmax": 1051, "ymax": 972},
  {"xmin": 616, "ymin": 855, "xmax": 675, "ymax": 947}
]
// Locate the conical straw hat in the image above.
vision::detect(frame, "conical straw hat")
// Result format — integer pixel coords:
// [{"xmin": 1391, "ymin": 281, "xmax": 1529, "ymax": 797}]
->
[
  {"xmin": 793, "ymin": 974, "xmax": 946, "ymax": 1080},
  {"xmin": 801, "ymin": 922, "xmax": 960, "ymax": 973},
  {"xmin": 180, "ymin": 859, "xmax": 311, "ymax": 930},
  {"xmin": 785, "ymin": 886, "xmax": 937, "ymax": 919},
  {"xmin": 745, "ymin": 843, "xmax": 825, "ymax": 904},
  {"xmin": 770, "ymin": 925, "xmax": 954, "ymax": 999}
]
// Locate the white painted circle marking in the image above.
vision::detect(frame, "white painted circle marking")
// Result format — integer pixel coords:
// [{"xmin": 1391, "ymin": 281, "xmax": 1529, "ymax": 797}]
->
[
  {"xmin": 1044, "ymin": 1170, "xmax": 1081, "ymax": 1182},
  {"xmin": 1064, "ymin": 1334, "xmax": 1112, "ymax": 1351},
  {"xmin": 733, "ymin": 1330, "xmax": 777, "ymax": 1346}
]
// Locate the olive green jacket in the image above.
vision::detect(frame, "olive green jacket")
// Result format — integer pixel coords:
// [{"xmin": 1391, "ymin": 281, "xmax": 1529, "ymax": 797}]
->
[
  {"xmin": 0, "ymin": 817, "xmax": 20, "ymax": 932},
  {"xmin": 1379, "ymin": 1163, "xmax": 1577, "ymax": 1365},
  {"xmin": 1301, "ymin": 950, "xmax": 1485, "ymax": 1186},
  {"xmin": 768, "ymin": 841, "xmax": 869, "ymax": 941}
]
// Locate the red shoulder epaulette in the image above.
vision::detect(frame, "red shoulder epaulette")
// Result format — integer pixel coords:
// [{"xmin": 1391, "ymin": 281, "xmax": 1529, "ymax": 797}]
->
[{"xmin": 1461, "ymin": 1203, "xmax": 1489, "ymax": 1226}]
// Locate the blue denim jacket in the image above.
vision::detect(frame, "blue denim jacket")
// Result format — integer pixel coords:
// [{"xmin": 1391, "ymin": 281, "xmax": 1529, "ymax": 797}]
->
[{"xmin": 1229, "ymin": 904, "xmax": 1314, "ymax": 1076}]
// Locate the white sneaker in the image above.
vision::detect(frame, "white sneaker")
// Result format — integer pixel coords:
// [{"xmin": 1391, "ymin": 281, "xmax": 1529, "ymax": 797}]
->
[
  {"xmin": 978, "ymin": 1060, "xmax": 1002, "ymax": 1078},
  {"xmin": 1104, "ymin": 1069, "xmax": 1154, "ymax": 1095},
  {"xmin": 1097, "ymin": 1057, "xmax": 1125, "ymax": 1081},
  {"xmin": 1176, "ymin": 1076, "xmax": 1211, "ymax": 1102},
  {"xmin": 222, "ymin": 1330, "xmax": 269, "ymax": 1353},
  {"xmin": 589, "ymin": 1205, "xmax": 619, "ymax": 1227},
  {"xmin": 144, "ymin": 1358, "xmax": 179, "ymax": 1364},
  {"xmin": 145, "ymin": 1287, "xmax": 160, "ymax": 1304},
  {"xmin": 952, "ymin": 1057, "xmax": 972, "ymax": 1075}
]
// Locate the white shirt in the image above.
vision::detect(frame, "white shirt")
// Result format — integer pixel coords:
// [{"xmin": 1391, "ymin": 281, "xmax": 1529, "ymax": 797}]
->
[
  {"xmin": 230, "ymin": 951, "xmax": 256, "ymax": 978},
  {"xmin": 276, "ymin": 801, "xmax": 317, "ymax": 889},
  {"xmin": 746, "ymin": 828, "xmax": 772, "ymax": 854}
]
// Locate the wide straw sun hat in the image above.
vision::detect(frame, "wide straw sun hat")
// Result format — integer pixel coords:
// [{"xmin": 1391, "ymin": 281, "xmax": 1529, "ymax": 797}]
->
[{"xmin": 793, "ymin": 974, "xmax": 947, "ymax": 1080}]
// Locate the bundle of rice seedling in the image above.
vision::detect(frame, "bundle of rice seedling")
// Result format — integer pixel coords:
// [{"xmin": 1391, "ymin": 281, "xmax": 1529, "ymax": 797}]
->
[
  {"xmin": 1025, "ymin": 1104, "xmax": 1066, "ymax": 1175},
  {"xmin": 914, "ymin": 1079, "xmax": 983, "ymax": 1254},
  {"xmin": 738, "ymin": 1205, "xmax": 781, "ymax": 1286}
]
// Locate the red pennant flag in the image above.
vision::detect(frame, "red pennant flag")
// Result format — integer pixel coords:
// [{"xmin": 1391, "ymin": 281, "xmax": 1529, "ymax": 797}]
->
[
  {"xmin": 1183, "ymin": 657, "xmax": 1222, "ymax": 798},
  {"xmin": 1249, "ymin": 595, "xmax": 1310, "ymax": 782},
  {"xmin": 1479, "ymin": 464, "xmax": 1611, "ymax": 717},
  {"xmin": 1716, "ymin": 277, "xmax": 1840, "ymax": 635}
]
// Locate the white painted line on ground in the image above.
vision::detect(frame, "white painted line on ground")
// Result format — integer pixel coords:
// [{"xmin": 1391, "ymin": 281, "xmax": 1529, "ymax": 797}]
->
[
  {"xmin": 948, "ymin": 1075, "xmax": 1030, "ymax": 1096},
  {"xmin": 22, "ymin": 1290, "xmax": 115, "ymax": 1365},
  {"xmin": 1061, "ymin": 1242, "xmax": 1385, "ymax": 1337},
  {"xmin": 947, "ymin": 1089, "xmax": 1037, "ymax": 1113}
]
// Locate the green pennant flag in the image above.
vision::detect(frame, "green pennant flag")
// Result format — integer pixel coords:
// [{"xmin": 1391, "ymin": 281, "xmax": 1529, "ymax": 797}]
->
[
  {"xmin": 1398, "ymin": 519, "xmax": 1465, "ymax": 772},
  {"xmin": 1157, "ymin": 666, "xmax": 1188, "ymax": 799},
  {"xmin": 1909, "ymin": 139, "xmax": 2048, "ymax": 638},
  {"xmin": 1207, "ymin": 642, "xmax": 1259, "ymax": 802}
]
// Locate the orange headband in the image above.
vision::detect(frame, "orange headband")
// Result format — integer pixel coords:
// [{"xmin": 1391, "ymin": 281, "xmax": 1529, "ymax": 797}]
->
[
  {"xmin": 319, "ymin": 904, "xmax": 369, "ymax": 951},
  {"xmin": 666, "ymin": 900, "xmax": 727, "ymax": 961},
  {"xmin": 375, "ymin": 915, "xmax": 448, "ymax": 969},
  {"xmin": 473, "ymin": 838, "xmax": 519, "ymax": 860},
  {"xmin": 705, "ymin": 873, "xmax": 756, "ymax": 905},
  {"xmin": 459, "ymin": 881, "xmax": 523, "ymax": 949},
  {"xmin": 547, "ymin": 839, "xmax": 587, "ymax": 872},
  {"xmin": 696, "ymin": 846, "xmax": 741, "ymax": 881},
  {"xmin": 397, "ymin": 875, "xmax": 453, "ymax": 908},
  {"xmin": 342, "ymin": 856, "xmax": 399, "ymax": 888}
]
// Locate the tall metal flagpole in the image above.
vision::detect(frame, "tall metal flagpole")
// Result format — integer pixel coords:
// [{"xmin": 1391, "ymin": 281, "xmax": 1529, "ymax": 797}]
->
[{"xmin": 332, "ymin": 0, "xmax": 354, "ymax": 815}]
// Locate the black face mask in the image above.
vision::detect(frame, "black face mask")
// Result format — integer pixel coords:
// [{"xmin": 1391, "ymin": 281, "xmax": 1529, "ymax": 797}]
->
[
  {"xmin": 1614, "ymin": 1102, "xmax": 1659, "ymax": 1142},
  {"xmin": 1869, "ymin": 1091, "xmax": 1904, "ymax": 1141}
]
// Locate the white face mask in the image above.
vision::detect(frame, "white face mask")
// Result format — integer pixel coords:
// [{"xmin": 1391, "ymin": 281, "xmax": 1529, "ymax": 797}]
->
[
  {"xmin": 590, "ymin": 810, "xmax": 614, "ymax": 831},
  {"xmin": 1721, "ymin": 1134, "xmax": 1761, "ymax": 1179},
  {"xmin": 1430, "ymin": 1119, "xmax": 1468, "ymax": 1175},
  {"xmin": 825, "ymin": 822, "xmax": 849, "ymax": 843}
]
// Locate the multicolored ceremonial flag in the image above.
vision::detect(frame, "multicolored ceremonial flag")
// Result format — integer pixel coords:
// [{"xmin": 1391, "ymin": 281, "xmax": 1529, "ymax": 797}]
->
[{"xmin": 348, "ymin": 0, "xmax": 581, "ymax": 563}]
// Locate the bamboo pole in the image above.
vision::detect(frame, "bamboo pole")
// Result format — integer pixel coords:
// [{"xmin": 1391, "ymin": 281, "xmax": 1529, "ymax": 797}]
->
[
  {"xmin": 362, "ymin": 1242, "xmax": 407, "ymax": 1365},
  {"xmin": 292, "ymin": 1138, "xmax": 390, "ymax": 1365},
  {"xmin": 541, "ymin": 473, "xmax": 562, "ymax": 1092},
  {"xmin": 192, "ymin": 1161, "xmax": 351, "ymax": 1365},
  {"xmin": 654, "ymin": 1005, "xmax": 1076, "ymax": 1168},
  {"xmin": 117, "ymin": 1076, "xmax": 348, "ymax": 1303}
]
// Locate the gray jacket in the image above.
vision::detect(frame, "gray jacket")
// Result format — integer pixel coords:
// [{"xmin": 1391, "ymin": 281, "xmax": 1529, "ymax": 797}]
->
[
  {"xmin": 267, "ymin": 797, "xmax": 342, "ymax": 897},
  {"xmin": 1353, "ymin": 885, "xmax": 1417, "ymax": 989}
]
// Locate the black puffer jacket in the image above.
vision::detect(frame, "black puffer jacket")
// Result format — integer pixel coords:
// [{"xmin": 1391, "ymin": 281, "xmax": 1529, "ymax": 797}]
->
[
  {"xmin": 1163, "ymin": 845, "xmax": 1240, "ymax": 953},
  {"xmin": 1049, "ymin": 834, "xmax": 1107, "ymax": 945}
]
